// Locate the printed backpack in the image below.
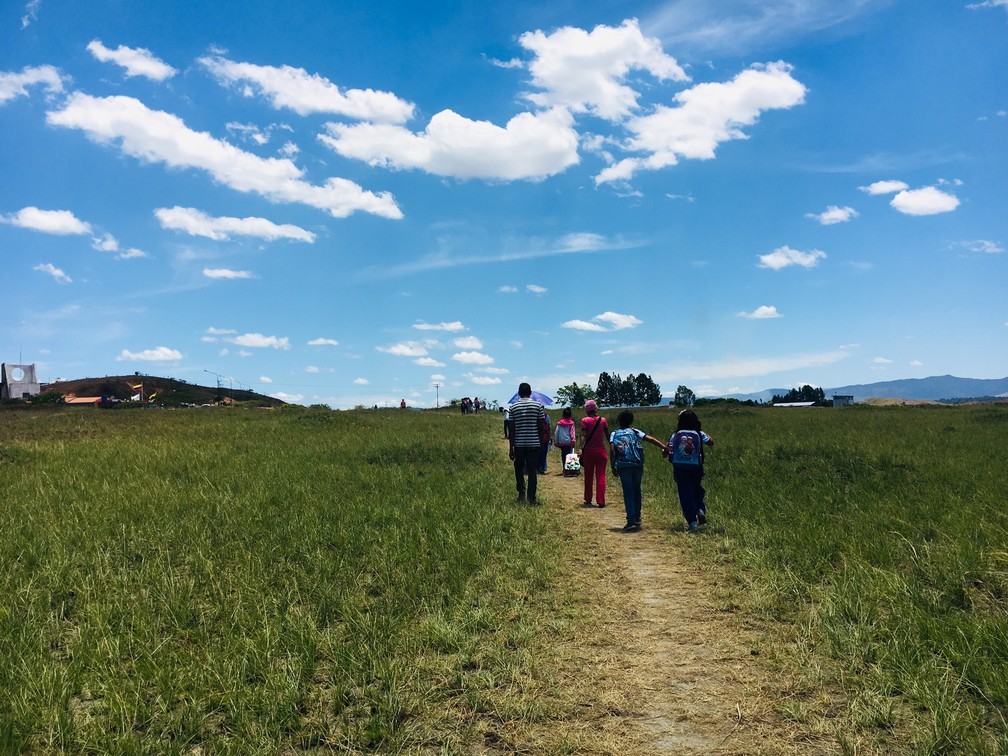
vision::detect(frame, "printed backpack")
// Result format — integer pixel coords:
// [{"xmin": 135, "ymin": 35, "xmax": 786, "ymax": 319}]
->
[
  {"xmin": 555, "ymin": 422, "xmax": 574, "ymax": 446},
  {"xmin": 668, "ymin": 430, "xmax": 703, "ymax": 466},
  {"xmin": 611, "ymin": 427, "xmax": 643, "ymax": 468}
]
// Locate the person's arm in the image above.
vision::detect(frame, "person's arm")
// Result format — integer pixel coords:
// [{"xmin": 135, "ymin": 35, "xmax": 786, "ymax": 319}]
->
[
  {"xmin": 644, "ymin": 433, "xmax": 666, "ymax": 450},
  {"xmin": 508, "ymin": 417, "xmax": 515, "ymax": 458},
  {"xmin": 702, "ymin": 431, "xmax": 714, "ymax": 446},
  {"xmin": 608, "ymin": 432, "xmax": 618, "ymax": 472}
]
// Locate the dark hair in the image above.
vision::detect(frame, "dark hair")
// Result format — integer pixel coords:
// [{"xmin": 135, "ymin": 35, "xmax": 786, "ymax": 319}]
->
[
  {"xmin": 518, "ymin": 382, "xmax": 532, "ymax": 398},
  {"xmin": 617, "ymin": 409, "xmax": 634, "ymax": 428},
  {"xmin": 562, "ymin": 407, "xmax": 572, "ymax": 419},
  {"xmin": 676, "ymin": 409, "xmax": 701, "ymax": 432}
]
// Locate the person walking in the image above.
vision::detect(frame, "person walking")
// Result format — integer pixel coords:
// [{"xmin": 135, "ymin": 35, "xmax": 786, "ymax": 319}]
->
[
  {"xmin": 579, "ymin": 399, "xmax": 609, "ymax": 507},
  {"xmin": 508, "ymin": 383, "xmax": 547, "ymax": 505},
  {"xmin": 668, "ymin": 409, "xmax": 715, "ymax": 532},
  {"xmin": 609, "ymin": 410, "xmax": 667, "ymax": 531},
  {"xmin": 554, "ymin": 407, "xmax": 577, "ymax": 472}
]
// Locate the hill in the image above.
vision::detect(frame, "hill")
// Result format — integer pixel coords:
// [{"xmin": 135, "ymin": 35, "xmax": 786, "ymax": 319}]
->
[
  {"xmin": 662, "ymin": 375, "xmax": 1008, "ymax": 405},
  {"xmin": 42, "ymin": 375, "xmax": 285, "ymax": 407}
]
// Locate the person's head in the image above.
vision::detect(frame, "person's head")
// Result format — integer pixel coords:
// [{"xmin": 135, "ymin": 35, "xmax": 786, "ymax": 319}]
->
[
  {"xmin": 562, "ymin": 407, "xmax": 572, "ymax": 419},
  {"xmin": 617, "ymin": 409, "xmax": 634, "ymax": 428},
  {"xmin": 677, "ymin": 409, "xmax": 701, "ymax": 432},
  {"xmin": 517, "ymin": 382, "xmax": 532, "ymax": 398},
  {"xmin": 583, "ymin": 399, "xmax": 598, "ymax": 415}
]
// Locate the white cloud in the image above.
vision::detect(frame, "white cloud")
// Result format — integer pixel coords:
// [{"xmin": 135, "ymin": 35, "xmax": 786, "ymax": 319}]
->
[
  {"xmin": 413, "ymin": 321, "xmax": 466, "ymax": 332},
  {"xmin": 203, "ymin": 268, "xmax": 254, "ymax": 279},
  {"xmin": 910, "ymin": 360, "xmax": 923, "ymax": 366},
  {"xmin": 415, "ymin": 357, "xmax": 446, "ymax": 367},
  {"xmin": 758, "ymin": 245, "xmax": 826, "ymax": 270},
  {"xmin": 308, "ymin": 337, "xmax": 339, "ymax": 346},
  {"xmin": 859, "ymin": 179, "xmax": 909, "ymax": 195},
  {"xmin": 91, "ymin": 232, "xmax": 147, "ymax": 259},
  {"xmin": 86, "ymin": 40, "xmax": 177, "ymax": 81},
  {"xmin": 890, "ymin": 186, "xmax": 960, "ymax": 216},
  {"xmin": 652, "ymin": 349, "xmax": 851, "ymax": 382},
  {"xmin": 4, "ymin": 206, "xmax": 91, "ymax": 235},
  {"xmin": 305, "ymin": 365, "xmax": 320, "ymax": 373},
  {"xmin": 21, "ymin": 0, "xmax": 42, "ymax": 29},
  {"xmin": 561, "ymin": 319, "xmax": 608, "ymax": 332},
  {"xmin": 230, "ymin": 333, "xmax": 291, "ymax": 349},
  {"xmin": 499, "ymin": 285, "xmax": 518, "ymax": 293},
  {"xmin": 966, "ymin": 0, "xmax": 1008, "ymax": 12},
  {"xmin": 0, "ymin": 64, "xmax": 63, "ymax": 104},
  {"xmin": 47, "ymin": 93, "xmax": 402, "ymax": 219},
  {"xmin": 596, "ymin": 61, "xmax": 806, "ymax": 184},
  {"xmin": 478, "ymin": 367, "xmax": 510, "ymax": 375},
  {"xmin": 199, "ymin": 55, "xmax": 413, "ymax": 122},
  {"xmin": 806, "ymin": 205, "xmax": 858, "ymax": 225},
  {"xmin": 116, "ymin": 346, "xmax": 183, "ymax": 361},
  {"xmin": 454, "ymin": 336, "xmax": 484, "ymax": 349},
  {"xmin": 271, "ymin": 391, "xmax": 303, "ymax": 403},
  {"xmin": 206, "ymin": 326, "xmax": 237, "ymax": 336},
  {"xmin": 320, "ymin": 106, "xmax": 579, "ymax": 181},
  {"xmin": 562, "ymin": 311, "xmax": 642, "ymax": 331},
  {"xmin": 353, "ymin": 378, "xmax": 369, "ymax": 385},
  {"xmin": 873, "ymin": 356, "xmax": 893, "ymax": 364},
  {"xmin": 465, "ymin": 373, "xmax": 502, "ymax": 385},
  {"xmin": 959, "ymin": 239, "xmax": 1003, "ymax": 254},
  {"xmin": 33, "ymin": 263, "xmax": 71, "ymax": 284},
  {"xmin": 259, "ymin": 376, "xmax": 273, "ymax": 383},
  {"xmin": 378, "ymin": 341, "xmax": 429, "ymax": 357},
  {"xmin": 526, "ymin": 284, "xmax": 548, "ymax": 294},
  {"xmin": 519, "ymin": 19, "xmax": 689, "ymax": 121},
  {"xmin": 738, "ymin": 305, "xmax": 782, "ymax": 319},
  {"xmin": 452, "ymin": 351, "xmax": 495, "ymax": 365},
  {"xmin": 155, "ymin": 206, "xmax": 316, "ymax": 242}
]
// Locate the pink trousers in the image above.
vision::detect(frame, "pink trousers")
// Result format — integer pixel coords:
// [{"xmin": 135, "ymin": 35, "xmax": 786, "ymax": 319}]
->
[{"xmin": 581, "ymin": 447, "xmax": 608, "ymax": 505}]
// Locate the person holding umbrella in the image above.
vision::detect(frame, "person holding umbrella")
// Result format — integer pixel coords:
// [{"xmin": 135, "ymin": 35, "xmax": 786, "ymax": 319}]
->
[{"xmin": 507, "ymin": 382, "xmax": 548, "ymax": 505}]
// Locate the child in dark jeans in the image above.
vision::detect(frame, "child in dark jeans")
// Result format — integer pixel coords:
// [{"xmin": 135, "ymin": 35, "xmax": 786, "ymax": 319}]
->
[{"xmin": 668, "ymin": 409, "xmax": 714, "ymax": 532}]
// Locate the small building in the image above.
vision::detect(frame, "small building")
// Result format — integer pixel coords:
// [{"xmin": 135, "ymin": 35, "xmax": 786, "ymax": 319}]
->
[
  {"xmin": 1, "ymin": 363, "xmax": 41, "ymax": 399},
  {"xmin": 64, "ymin": 394, "xmax": 103, "ymax": 407},
  {"xmin": 833, "ymin": 394, "xmax": 855, "ymax": 408}
]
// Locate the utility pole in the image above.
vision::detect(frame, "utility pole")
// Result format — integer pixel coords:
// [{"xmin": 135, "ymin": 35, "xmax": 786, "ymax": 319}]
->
[
  {"xmin": 203, "ymin": 369, "xmax": 225, "ymax": 404},
  {"xmin": 434, "ymin": 382, "xmax": 440, "ymax": 409}
]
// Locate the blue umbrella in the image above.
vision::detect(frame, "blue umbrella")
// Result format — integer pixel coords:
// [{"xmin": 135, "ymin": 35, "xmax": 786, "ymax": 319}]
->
[{"xmin": 508, "ymin": 390, "xmax": 553, "ymax": 405}]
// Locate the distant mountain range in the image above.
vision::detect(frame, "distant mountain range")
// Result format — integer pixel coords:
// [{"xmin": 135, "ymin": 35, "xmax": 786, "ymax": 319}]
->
[{"xmin": 714, "ymin": 375, "xmax": 1008, "ymax": 404}]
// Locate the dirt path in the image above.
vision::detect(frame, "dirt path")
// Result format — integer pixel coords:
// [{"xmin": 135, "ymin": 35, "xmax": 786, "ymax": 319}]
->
[{"xmin": 532, "ymin": 459, "xmax": 825, "ymax": 755}]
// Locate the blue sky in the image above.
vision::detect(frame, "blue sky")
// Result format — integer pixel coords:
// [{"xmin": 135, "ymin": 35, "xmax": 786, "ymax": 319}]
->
[{"xmin": 2, "ymin": 0, "xmax": 1006, "ymax": 408}]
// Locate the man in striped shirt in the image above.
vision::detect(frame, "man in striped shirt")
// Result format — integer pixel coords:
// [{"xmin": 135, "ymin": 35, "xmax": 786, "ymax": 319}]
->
[{"xmin": 508, "ymin": 382, "xmax": 546, "ymax": 504}]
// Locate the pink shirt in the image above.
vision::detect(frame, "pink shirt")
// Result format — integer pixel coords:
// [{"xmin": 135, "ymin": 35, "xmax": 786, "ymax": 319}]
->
[{"xmin": 580, "ymin": 415, "xmax": 609, "ymax": 451}]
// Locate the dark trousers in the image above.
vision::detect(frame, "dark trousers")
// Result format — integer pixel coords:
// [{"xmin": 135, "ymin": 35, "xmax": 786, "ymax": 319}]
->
[
  {"xmin": 673, "ymin": 466, "xmax": 705, "ymax": 524},
  {"xmin": 513, "ymin": 445, "xmax": 541, "ymax": 502}
]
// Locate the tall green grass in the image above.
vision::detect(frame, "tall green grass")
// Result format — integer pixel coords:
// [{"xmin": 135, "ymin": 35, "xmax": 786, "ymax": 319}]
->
[
  {"xmin": 0, "ymin": 408, "xmax": 566, "ymax": 752},
  {"xmin": 626, "ymin": 403, "xmax": 1008, "ymax": 753}
]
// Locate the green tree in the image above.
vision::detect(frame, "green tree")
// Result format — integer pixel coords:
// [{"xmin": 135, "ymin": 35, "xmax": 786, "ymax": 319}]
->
[
  {"xmin": 673, "ymin": 385, "xmax": 696, "ymax": 408},
  {"xmin": 596, "ymin": 372, "xmax": 619, "ymax": 406},
  {"xmin": 632, "ymin": 373, "xmax": 663, "ymax": 406},
  {"xmin": 554, "ymin": 382, "xmax": 597, "ymax": 407}
]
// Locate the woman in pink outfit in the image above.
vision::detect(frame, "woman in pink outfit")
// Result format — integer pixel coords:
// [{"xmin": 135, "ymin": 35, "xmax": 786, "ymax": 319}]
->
[{"xmin": 579, "ymin": 400, "xmax": 609, "ymax": 507}]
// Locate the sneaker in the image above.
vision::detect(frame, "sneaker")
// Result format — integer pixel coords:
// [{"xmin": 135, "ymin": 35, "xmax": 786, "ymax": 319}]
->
[
  {"xmin": 529, "ymin": 498, "xmax": 539, "ymax": 505},
  {"xmin": 634, "ymin": 521, "xmax": 642, "ymax": 530},
  {"xmin": 622, "ymin": 521, "xmax": 635, "ymax": 531},
  {"xmin": 517, "ymin": 494, "xmax": 526, "ymax": 502},
  {"xmin": 697, "ymin": 510, "xmax": 707, "ymax": 525},
  {"xmin": 597, "ymin": 502, "xmax": 606, "ymax": 508},
  {"xmin": 688, "ymin": 521, "xmax": 699, "ymax": 532}
]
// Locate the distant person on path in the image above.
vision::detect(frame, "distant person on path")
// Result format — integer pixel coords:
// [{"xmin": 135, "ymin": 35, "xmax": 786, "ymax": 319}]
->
[
  {"xmin": 554, "ymin": 408, "xmax": 576, "ymax": 472},
  {"xmin": 502, "ymin": 406, "xmax": 510, "ymax": 438},
  {"xmin": 579, "ymin": 400, "xmax": 610, "ymax": 507},
  {"xmin": 609, "ymin": 410, "xmax": 667, "ymax": 531},
  {"xmin": 668, "ymin": 409, "xmax": 714, "ymax": 532},
  {"xmin": 400, "ymin": 398, "xmax": 406, "ymax": 409},
  {"xmin": 537, "ymin": 411, "xmax": 552, "ymax": 474},
  {"xmin": 508, "ymin": 383, "xmax": 547, "ymax": 504}
]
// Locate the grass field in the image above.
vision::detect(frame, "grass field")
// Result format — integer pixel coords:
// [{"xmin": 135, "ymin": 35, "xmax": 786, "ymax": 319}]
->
[{"xmin": 1, "ymin": 403, "xmax": 1006, "ymax": 753}]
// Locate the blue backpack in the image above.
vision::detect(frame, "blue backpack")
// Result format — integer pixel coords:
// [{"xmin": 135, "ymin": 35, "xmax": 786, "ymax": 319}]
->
[
  {"xmin": 668, "ymin": 430, "xmax": 703, "ymax": 466},
  {"xmin": 611, "ymin": 428, "xmax": 643, "ymax": 468}
]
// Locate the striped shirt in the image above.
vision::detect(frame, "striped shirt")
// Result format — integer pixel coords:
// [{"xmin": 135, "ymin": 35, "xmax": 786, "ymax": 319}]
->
[{"xmin": 509, "ymin": 397, "xmax": 545, "ymax": 448}]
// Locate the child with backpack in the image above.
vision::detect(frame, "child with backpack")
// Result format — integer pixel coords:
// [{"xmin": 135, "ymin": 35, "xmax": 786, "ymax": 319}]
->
[
  {"xmin": 554, "ymin": 408, "xmax": 577, "ymax": 472},
  {"xmin": 667, "ymin": 409, "xmax": 714, "ymax": 532},
  {"xmin": 608, "ymin": 410, "xmax": 668, "ymax": 531}
]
